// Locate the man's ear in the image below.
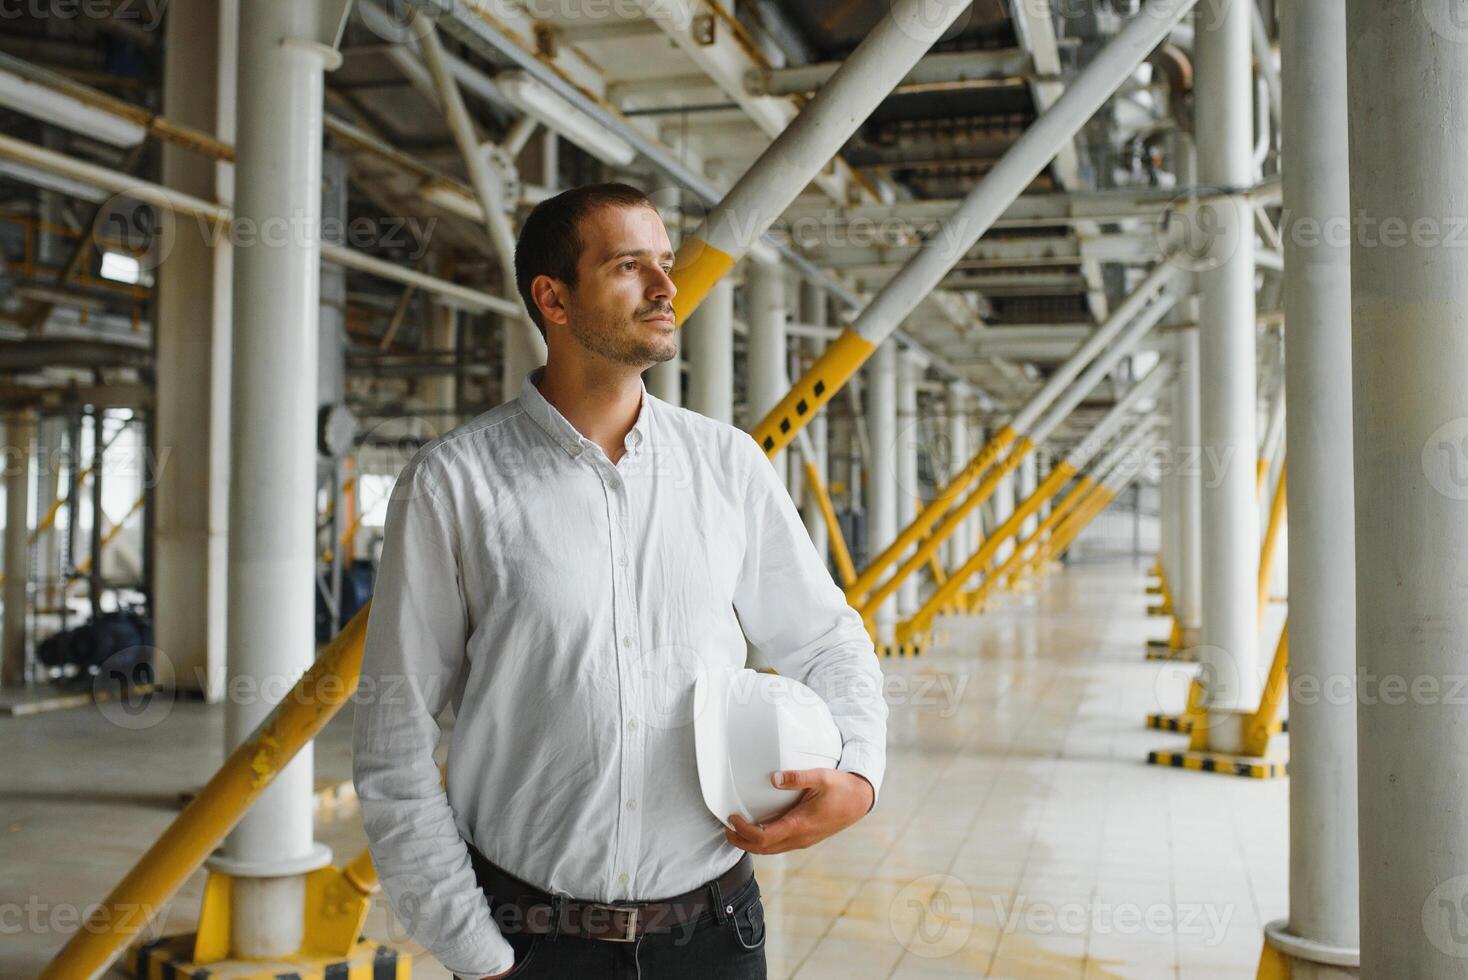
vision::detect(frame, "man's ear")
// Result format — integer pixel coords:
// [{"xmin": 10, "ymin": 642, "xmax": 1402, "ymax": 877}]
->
[{"xmin": 531, "ymin": 274, "xmax": 570, "ymax": 327}]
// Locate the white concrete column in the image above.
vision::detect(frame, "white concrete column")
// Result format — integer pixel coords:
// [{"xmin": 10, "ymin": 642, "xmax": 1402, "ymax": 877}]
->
[
  {"xmin": 646, "ymin": 351, "xmax": 682, "ymax": 406},
  {"xmin": 1195, "ymin": 0, "xmax": 1261, "ymax": 746},
  {"xmin": 866, "ymin": 342, "xmax": 898, "ymax": 642},
  {"xmin": 1018, "ymin": 451, "xmax": 1039, "ymax": 541},
  {"xmin": 746, "ymin": 259, "xmax": 789, "ymax": 485},
  {"xmin": 1266, "ymin": 0, "xmax": 1358, "ymax": 975},
  {"xmin": 2, "ymin": 410, "xmax": 34, "ymax": 688},
  {"xmin": 895, "ymin": 351, "xmax": 921, "ymax": 615},
  {"xmin": 153, "ymin": 0, "xmax": 235, "ymax": 700},
  {"xmin": 427, "ymin": 300, "xmax": 459, "ymax": 427},
  {"xmin": 992, "ymin": 468, "xmax": 1016, "ymax": 564},
  {"xmin": 685, "ymin": 278, "xmax": 734, "ymax": 424},
  {"xmin": 215, "ymin": 0, "xmax": 335, "ymax": 956},
  {"xmin": 34, "ymin": 416, "xmax": 64, "ymax": 613},
  {"xmin": 799, "ymin": 279, "xmax": 829, "ymax": 564},
  {"xmin": 1174, "ymin": 321, "xmax": 1204, "ymax": 640},
  {"xmin": 1347, "ymin": 2, "xmax": 1468, "ymax": 974},
  {"xmin": 501, "ymin": 314, "xmax": 540, "ymax": 402},
  {"xmin": 944, "ymin": 385, "xmax": 969, "ymax": 571}
]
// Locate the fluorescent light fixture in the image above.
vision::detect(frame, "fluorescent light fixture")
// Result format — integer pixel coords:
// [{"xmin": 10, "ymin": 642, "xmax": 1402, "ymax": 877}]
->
[
  {"xmin": 494, "ymin": 70, "xmax": 636, "ymax": 167},
  {"xmin": 0, "ymin": 68, "xmax": 146, "ymax": 147},
  {"xmin": 99, "ymin": 251, "xmax": 143, "ymax": 285}
]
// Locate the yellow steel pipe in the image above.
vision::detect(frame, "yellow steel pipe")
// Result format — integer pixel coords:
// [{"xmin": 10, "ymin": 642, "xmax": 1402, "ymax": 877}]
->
[
  {"xmin": 40, "ymin": 606, "xmax": 372, "ymax": 980},
  {"xmin": 750, "ymin": 328, "xmax": 877, "ymax": 458},
  {"xmin": 898, "ymin": 461, "xmax": 1078, "ymax": 640},
  {"xmin": 1241, "ymin": 625, "xmax": 1290, "ymax": 757},
  {"xmin": 858, "ymin": 439, "xmax": 1035, "ymax": 618},
  {"xmin": 1036, "ymin": 483, "xmax": 1115, "ymax": 571},
  {"xmin": 1257, "ymin": 464, "xmax": 1288, "ymax": 621},
  {"xmin": 844, "ymin": 425, "xmax": 1019, "ymax": 604},
  {"xmin": 800, "ymin": 456, "xmax": 858, "ymax": 589},
  {"xmin": 972, "ymin": 474, "xmax": 1096, "ymax": 605}
]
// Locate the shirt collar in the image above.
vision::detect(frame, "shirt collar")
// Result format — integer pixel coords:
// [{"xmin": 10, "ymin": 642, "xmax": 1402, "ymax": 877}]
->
[{"xmin": 517, "ymin": 366, "xmax": 654, "ymax": 460}]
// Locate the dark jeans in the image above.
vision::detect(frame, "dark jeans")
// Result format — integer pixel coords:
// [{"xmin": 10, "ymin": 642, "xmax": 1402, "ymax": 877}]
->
[{"xmin": 470, "ymin": 868, "xmax": 767, "ymax": 980}]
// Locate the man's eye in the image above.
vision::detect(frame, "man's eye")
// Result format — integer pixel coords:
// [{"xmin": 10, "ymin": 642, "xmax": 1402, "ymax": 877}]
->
[
  {"xmin": 661, "ymin": 267, "xmax": 673, "ymax": 275},
  {"xmin": 623, "ymin": 261, "xmax": 637, "ymax": 270}
]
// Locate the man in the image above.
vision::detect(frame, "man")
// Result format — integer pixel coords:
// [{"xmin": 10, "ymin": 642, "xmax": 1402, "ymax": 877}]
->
[{"xmin": 353, "ymin": 183, "xmax": 887, "ymax": 979}]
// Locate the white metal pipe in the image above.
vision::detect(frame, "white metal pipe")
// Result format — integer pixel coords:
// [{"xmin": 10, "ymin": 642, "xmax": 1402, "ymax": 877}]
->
[
  {"xmin": 896, "ymin": 352, "xmax": 920, "ymax": 615},
  {"xmin": 1251, "ymin": 1, "xmax": 1282, "ymax": 136},
  {"xmin": 1266, "ymin": 0, "xmax": 1359, "ymax": 974},
  {"xmin": 0, "ymin": 131, "xmax": 521, "ymax": 318},
  {"xmin": 1013, "ymin": 263, "xmax": 1180, "ymax": 434},
  {"xmin": 413, "ymin": 12, "xmax": 545, "ymax": 371},
  {"xmin": 1030, "ymin": 292, "xmax": 1179, "ymax": 446},
  {"xmin": 686, "ymin": 278, "xmax": 735, "ymax": 424},
  {"xmin": 1346, "ymin": 1, "xmax": 1468, "ymax": 974},
  {"xmin": 945, "ymin": 384, "xmax": 970, "ymax": 570},
  {"xmin": 1174, "ymin": 320, "xmax": 1204, "ymax": 637},
  {"xmin": 1196, "ymin": 0, "xmax": 1262, "ymax": 741},
  {"xmin": 216, "ymin": 0, "xmax": 333, "ymax": 954},
  {"xmin": 747, "ymin": 259, "xmax": 790, "ymax": 482},
  {"xmin": 1018, "ymin": 452, "xmax": 1038, "ymax": 541},
  {"xmin": 800, "ymin": 279, "xmax": 830, "ymax": 563},
  {"xmin": 748, "ymin": 47, "xmax": 1032, "ymax": 97},
  {"xmin": 866, "ymin": 342, "xmax": 898, "ymax": 643},
  {"xmin": 2, "ymin": 410, "xmax": 34, "ymax": 688},
  {"xmin": 646, "ymin": 352, "xmax": 681, "ymax": 406},
  {"xmin": 683, "ymin": 0, "xmax": 971, "ymax": 265},
  {"xmin": 1062, "ymin": 363, "xmax": 1175, "ymax": 472},
  {"xmin": 842, "ymin": 0, "xmax": 1199, "ymax": 352}
]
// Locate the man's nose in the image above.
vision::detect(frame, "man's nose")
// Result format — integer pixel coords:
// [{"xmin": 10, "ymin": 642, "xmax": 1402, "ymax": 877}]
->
[{"xmin": 648, "ymin": 265, "xmax": 676, "ymax": 302}]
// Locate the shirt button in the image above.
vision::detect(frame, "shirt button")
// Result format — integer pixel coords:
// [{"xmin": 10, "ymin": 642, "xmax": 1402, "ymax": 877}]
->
[
  {"xmin": 609, "ymin": 479, "xmax": 622, "ymax": 491},
  {"xmin": 627, "ymin": 719, "xmax": 637, "ymax": 731},
  {"xmin": 617, "ymin": 554, "xmax": 629, "ymax": 567},
  {"xmin": 626, "ymin": 799, "xmax": 637, "ymax": 811},
  {"xmin": 619, "ymin": 872, "xmax": 630, "ymax": 885},
  {"xmin": 622, "ymin": 635, "xmax": 633, "ymax": 648}
]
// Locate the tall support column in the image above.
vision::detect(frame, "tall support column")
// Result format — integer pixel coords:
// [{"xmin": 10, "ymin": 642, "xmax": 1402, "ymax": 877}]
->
[
  {"xmin": 2, "ymin": 410, "xmax": 34, "ymax": 688},
  {"xmin": 1347, "ymin": 2, "xmax": 1468, "ymax": 974},
  {"xmin": 992, "ymin": 469, "xmax": 1016, "ymax": 564},
  {"xmin": 944, "ymin": 384, "xmax": 969, "ymax": 571},
  {"xmin": 216, "ymin": 0, "xmax": 335, "ymax": 957},
  {"xmin": 646, "ymin": 351, "xmax": 682, "ymax": 406},
  {"xmin": 1018, "ymin": 452, "xmax": 1039, "ymax": 541},
  {"xmin": 427, "ymin": 299, "xmax": 459, "ymax": 426},
  {"xmin": 800, "ymin": 279, "xmax": 829, "ymax": 564},
  {"xmin": 34, "ymin": 416, "xmax": 63, "ymax": 612},
  {"xmin": 1174, "ymin": 321, "xmax": 1203, "ymax": 641},
  {"xmin": 1195, "ymin": 0, "xmax": 1260, "ymax": 748},
  {"xmin": 1262, "ymin": 0, "xmax": 1358, "ymax": 975},
  {"xmin": 746, "ymin": 259, "xmax": 788, "ymax": 485},
  {"xmin": 154, "ymin": 0, "xmax": 235, "ymax": 699},
  {"xmin": 895, "ymin": 351, "xmax": 921, "ymax": 615},
  {"xmin": 686, "ymin": 278, "xmax": 734, "ymax": 423},
  {"xmin": 866, "ymin": 342, "xmax": 898, "ymax": 642}
]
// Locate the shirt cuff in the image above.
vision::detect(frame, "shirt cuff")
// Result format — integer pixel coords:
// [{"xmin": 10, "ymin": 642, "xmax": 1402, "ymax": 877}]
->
[
  {"xmin": 836, "ymin": 741, "xmax": 885, "ymax": 812},
  {"xmin": 438, "ymin": 929, "xmax": 516, "ymax": 980}
]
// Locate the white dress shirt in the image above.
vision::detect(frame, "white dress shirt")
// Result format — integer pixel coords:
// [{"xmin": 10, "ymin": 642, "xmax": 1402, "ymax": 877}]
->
[{"xmin": 352, "ymin": 368, "xmax": 888, "ymax": 977}]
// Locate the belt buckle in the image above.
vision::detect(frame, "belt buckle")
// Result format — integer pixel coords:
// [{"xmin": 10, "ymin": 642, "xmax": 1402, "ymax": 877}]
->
[{"xmin": 586, "ymin": 903, "xmax": 639, "ymax": 942}]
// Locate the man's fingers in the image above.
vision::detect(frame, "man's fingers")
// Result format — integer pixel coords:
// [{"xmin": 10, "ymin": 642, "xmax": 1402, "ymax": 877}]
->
[{"xmin": 772, "ymin": 768, "xmax": 827, "ymax": 790}]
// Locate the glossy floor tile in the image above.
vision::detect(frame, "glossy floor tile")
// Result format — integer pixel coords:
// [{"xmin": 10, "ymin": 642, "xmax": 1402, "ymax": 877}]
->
[{"xmin": 1, "ymin": 558, "xmax": 1286, "ymax": 978}]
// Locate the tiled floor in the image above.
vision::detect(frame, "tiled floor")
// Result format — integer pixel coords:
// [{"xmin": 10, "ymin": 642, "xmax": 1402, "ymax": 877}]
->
[{"xmin": 1, "ymin": 558, "xmax": 1286, "ymax": 978}]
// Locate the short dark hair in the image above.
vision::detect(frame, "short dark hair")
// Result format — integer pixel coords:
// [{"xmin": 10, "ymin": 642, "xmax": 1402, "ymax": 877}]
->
[{"xmin": 513, "ymin": 182, "xmax": 657, "ymax": 337}]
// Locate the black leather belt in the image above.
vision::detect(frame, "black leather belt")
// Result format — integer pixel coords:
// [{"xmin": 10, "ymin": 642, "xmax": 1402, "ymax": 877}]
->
[{"xmin": 466, "ymin": 844, "xmax": 754, "ymax": 943}]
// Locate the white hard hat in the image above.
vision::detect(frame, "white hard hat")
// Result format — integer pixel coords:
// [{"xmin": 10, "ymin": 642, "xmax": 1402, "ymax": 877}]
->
[{"xmin": 693, "ymin": 666, "xmax": 844, "ymax": 829}]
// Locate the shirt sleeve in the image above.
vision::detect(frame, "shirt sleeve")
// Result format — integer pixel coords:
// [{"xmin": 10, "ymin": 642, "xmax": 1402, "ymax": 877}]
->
[
  {"xmin": 730, "ymin": 435, "xmax": 889, "ymax": 808},
  {"xmin": 351, "ymin": 457, "xmax": 515, "ymax": 978}
]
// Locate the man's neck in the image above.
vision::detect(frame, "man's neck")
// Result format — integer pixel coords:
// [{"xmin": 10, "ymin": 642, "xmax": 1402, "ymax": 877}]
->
[{"xmin": 534, "ymin": 356, "xmax": 645, "ymax": 463}]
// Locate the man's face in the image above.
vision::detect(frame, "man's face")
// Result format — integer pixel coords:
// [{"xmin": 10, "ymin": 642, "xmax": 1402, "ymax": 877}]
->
[{"xmin": 551, "ymin": 204, "xmax": 678, "ymax": 367}]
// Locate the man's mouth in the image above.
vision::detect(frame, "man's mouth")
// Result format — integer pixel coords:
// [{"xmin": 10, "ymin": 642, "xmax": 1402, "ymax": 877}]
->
[{"xmin": 643, "ymin": 313, "xmax": 675, "ymax": 325}]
